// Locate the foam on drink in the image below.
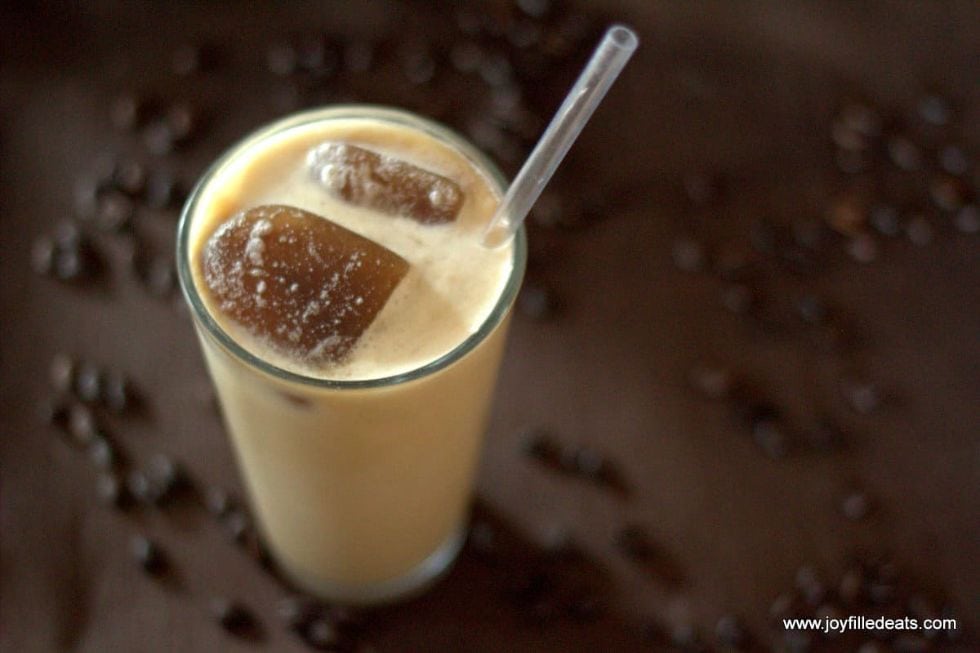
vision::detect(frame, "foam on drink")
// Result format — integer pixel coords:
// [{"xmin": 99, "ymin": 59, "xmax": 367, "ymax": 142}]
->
[{"xmin": 188, "ymin": 117, "xmax": 513, "ymax": 380}]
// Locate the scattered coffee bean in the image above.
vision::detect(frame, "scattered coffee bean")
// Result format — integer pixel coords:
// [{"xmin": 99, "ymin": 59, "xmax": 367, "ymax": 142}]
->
[
  {"xmin": 172, "ymin": 43, "xmax": 204, "ymax": 76},
  {"xmin": 519, "ymin": 428, "xmax": 557, "ymax": 462},
  {"xmin": 838, "ymin": 566, "xmax": 865, "ymax": 604},
  {"xmin": 715, "ymin": 614, "xmax": 747, "ymax": 649},
  {"xmin": 751, "ymin": 418, "xmax": 789, "ymax": 459},
  {"xmin": 479, "ymin": 52, "xmax": 513, "ymax": 87},
  {"xmin": 141, "ymin": 257, "xmax": 176, "ymax": 297},
  {"xmin": 888, "ymin": 135, "xmax": 923, "ymax": 170},
  {"xmin": 96, "ymin": 472, "xmax": 128, "ymax": 508},
  {"xmin": 688, "ymin": 365, "xmax": 733, "ymax": 400},
  {"xmin": 267, "ymin": 42, "xmax": 298, "ymax": 76},
  {"xmin": 113, "ymin": 159, "xmax": 146, "ymax": 196},
  {"xmin": 846, "ymin": 234, "xmax": 879, "ymax": 263},
  {"xmin": 88, "ymin": 436, "xmax": 116, "ymax": 470},
  {"xmin": 67, "ymin": 403, "xmax": 98, "ymax": 446},
  {"xmin": 517, "ymin": 283, "xmax": 557, "ymax": 320},
  {"xmin": 302, "ymin": 616, "xmax": 340, "ymax": 650},
  {"xmin": 839, "ymin": 102, "xmax": 881, "ymax": 138},
  {"xmin": 277, "ymin": 594, "xmax": 320, "ymax": 632},
  {"xmin": 870, "ymin": 204, "xmax": 902, "ymax": 237},
  {"xmin": 48, "ymin": 353, "xmax": 76, "ymax": 395},
  {"xmin": 769, "ymin": 593, "xmax": 796, "ymax": 621},
  {"xmin": 841, "ymin": 491, "xmax": 871, "ymax": 521},
  {"xmin": 95, "ymin": 190, "xmax": 134, "ymax": 233},
  {"xmin": 31, "ymin": 236, "xmax": 56, "ymax": 276},
  {"xmin": 74, "ymin": 362, "xmax": 103, "ymax": 404},
  {"xmin": 101, "ymin": 371, "xmax": 132, "ymax": 413},
  {"xmin": 795, "ymin": 565, "xmax": 826, "ymax": 606},
  {"xmin": 893, "ymin": 634, "xmax": 931, "ymax": 653},
  {"xmin": 831, "ymin": 120, "xmax": 869, "ymax": 152},
  {"xmin": 127, "ymin": 469, "xmax": 163, "ymax": 505},
  {"xmin": 205, "ymin": 486, "xmax": 233, "ymax": 518},
  {"xmin": 906, "ymin": 215, "xmax": 934, "ymax": 246},
  {"xmin": 210, "ymin": 597, "xmax": 254, "ymax": 635},
  {"xmin": 166, "ymin": 103, "xmax": 196, "ymax": 142},
  {"xmin": 131, "ymin": 535, "xmax": 166, "ymax": 575},
  {"xmin": 516, "ymin": 0, "xmax": 551, "ymax": 19},
  {"xmin": 782, "ymin": 630, "xmax": 813, "ymax": 653},
  {"xmin": 868, "ymin": 580, "xmax": 896, "ymax": 605},
  {"xmin": 721, "ymin": 283, "xmax": 754, "ymax": 315},
  {"xmin": 917, "ymin": 94, "xmax": 950, "ymax": 126},
  {"xmin": 827, "ymin": 195, "xmax": 867, "ymax": 235},
  {"xmin": 147, "ymin": 453, "xmax": 185, "ymax": 498},
  {"xmin": 938, "ymin": 144, "xmax": 969, "ymax": 176},
  {"xmin": 569, "ymin": 445, "xmax": 605, "ymax": 479},
  {"xmin": 143, "ymin": 120, "xmax": 175, "ymax": 156},
  {"xmin": 670, "ymin": 623, "xmax": 706, "ymax": 652},
  {"xmin": 672, "ymin": 236, "xmax": 706, "ymax": 271},
  {"xmin": 842, "ymin": 378, "xmax": 881, "ymax": 414},
  {"xmin": 953, "ymin": 204, "xmax": 979, "ymax": 234},
  {"xmin": 930, "ymin": 175, "xmax": 969, "ymax": 212},
  {"xmin": 144, "ymin": 168, "xmax": 180, "ymax": 209},
  {"xmin": 223, "ymin": 508, "xmax": 251, "ymax": 544},
  {"xmin": 450, "ymin": 41, "xmax": 483, "ymax": 73},
  {"xmin": 110, "ymin": 93, "xmax": 144, "ymax": 132},
  {"xmin": 403, "ymin": 48, "xmax": 436, "ymax": 85}
]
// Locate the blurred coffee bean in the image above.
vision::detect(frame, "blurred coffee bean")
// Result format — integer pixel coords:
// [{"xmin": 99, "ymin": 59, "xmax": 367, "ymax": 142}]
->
[
  {"xmin": 479, "ymin": 52, "xmax": 513, "ymax": 87},
  {"xmin": 930, "ymin": 175, "xmax": 969, "ymax": 212},
  {"xmin": 906, "ymin": 215, "xmax": 934, "ymax": 246},
  {"xmin": 751, "ymin": 418, "xmax": 788, "ymax": 459},
  {"xmin": 113, "ymin": 159, "xmax": 146, "ymax": 196},
  {"xmin": 670, "ymin": 623, "xmax": 706, "ymax": 652},
  {"xmin": 31, "ymin": 236, "xmax": 56, "ymax": 276},
  {"xmin": 768, "ymin": 593, "xmax": 796, "ymax": 621},
  {"xmin": 144, "ymin": 169, "xmax": 181, "ymax": 209},
  {"xmin": 846, "ymin": 234, "xmax": 879, "ymax": 263},
  {"xmin": 795, "ymin": 565, "xmax": 826, "ymax": 606},
  {"xmin": 209, "ymin": 597, "xmax": 254, "ymax": 634},
  {"xmin": 74, "ymin": 362, "xmax": 103, "ymax": 404},
  {"xmin": 147, "ymin": 453, "xmax": 185, "ymax": 498},
  {"xmin": 67, "ymin": 403, "xmax": 98, "ymax": 446},
  {"xmin": 88, "ymin": 436, "xmax": 116, "ymax": 470},
  {"xmin": 403, "ymin": 48, "xmax": 436, "ymax": 85},
  {"xmin": 838, "ymin": 566, "xmax": 865, "ymax": 604},
  {"xmin": 205, "ymin": 486, "xmax": 233, "ymax": 518},
  {"xmin": 303, "ymin": 617, "xmax": 340, "ymax": 650},
  {"xmin": 517, "ymin": 283, "xmax": 556, "ymax": 320},
  {"xmin": 917, "ymin": 94, "xmax": 950, "ymax": 126},
  {"xmin": 688, "ymin": 365, "xmax": 733, "ymax": 400},
  {"xmin": 110, "ymin": 93, "xmax": 144, "ymax": 132},
  {"xmin": 127, "ymin": 469, "xmax": 161, "ymax": 505},
  {"xmin": 826, "ymin": 195, "xmax": 866, "ymax": 235},
  {"xmin": 166, "ymin": 103, "xmax": 196, "ymax": 142},
  {"xmin": 570, "ymin": 446, "xmax": 605, "ymax": 479},
  {"xmin": 267, "ymin": 42, "xmax": 298, "ymax": 76},
  {"xmin": 782, "ymin": 631, "xmax": 813, "ymax": 653},
  {"xmin": 938, "ymin": 145, "xmax": 969, "ymax": 176},
  {"xmin": 450, "ymin": 41, "xmax": 483, "ymax": 73},
  {"xmin": 870, "ymin": 204, "xmax": 902, "ymax": 237},
  {"xmin": 277, "ymin": 594, "xmax": 319, "ymax": 632},
  {"xmin": 48, "ymin": 353, "xmax": 76, "ymax": 394},
  {"xmin": 131, "ymin": 535, "xmax": 166, "ymax": 575},
  {"xmin": 142, "ymin": 257, "xmax": 176, "ymax": 297},
  {"xmin": 672, "ymin": 236, "xmax": 706, "ymax": 272},
  {"xmin": 101, "ymin": 371, "xmax": 132, "ymax": 413},
  {"xmin": 143, "ymin": 121, "xmax": 175, "ymax": 156},
  {"xmin": 721, "ymin": 283, "xmax": 754, "ymax": 315},
  {"xmin": 842, "ymin": 378, "xmax": 881, "ymax": 414},
  {"xmin": 831, "ymin": 119, "xmax": 869, "ymax": 152},
  {"xmin": 172, "ymin": 43, "xmax": 205, "ymax": 76},
  {"xmin": 96, "ymin": 472, "xmax": 128, "ymax": 508},
  {"xmin": 953, "ymin": 204, "xmax": 979, "ymax": 234},
  {"xmin": 95, "ymin": 190, "xmax": 135, "ymax": 233},
  {"xmin": 519, "ymin": 427, "xmax": 557, "ymax": 462},
  {"xmin": 887, "ymin": 135, "xmax": 923, "ymax": 170},
  {"xmin": 516, "ymin": 0, "xmax": 551, "ymax": 19},
  {"xmin": 223, "ymin": 508, "xmax": 251, "ymax": 544},
  {"xmin": 840, "ymin": 491, "xmax": 871, "ymax": 521},
  {"xmin": 839, "ymin": 102, "xmax": 881, "ymax": 137},
  {"xmin": 715, "ymin": 614, "xmax": 747, "ymax": 649},
  {"xmin": 796, "ymin": 295, "xmax": 828, "ymax": 325}
]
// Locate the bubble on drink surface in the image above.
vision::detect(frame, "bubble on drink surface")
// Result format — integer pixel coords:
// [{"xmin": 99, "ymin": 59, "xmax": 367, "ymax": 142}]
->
[
  {"xmin": 306, "ymin": 142, "xmax": 464, "ymax": 224},
  {"xmin": 202, "ymin": 204, "xmax": 409, "ymax": 365}
]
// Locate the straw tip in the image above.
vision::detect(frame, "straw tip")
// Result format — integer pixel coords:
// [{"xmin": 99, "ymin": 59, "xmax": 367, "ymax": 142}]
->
[{"xmin": 606, "ymin": 24, "xmax": 639, "ymax": 51}]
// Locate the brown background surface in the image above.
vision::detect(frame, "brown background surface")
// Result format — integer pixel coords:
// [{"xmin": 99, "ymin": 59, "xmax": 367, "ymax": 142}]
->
[{"xmin": 1, "ymin": 1, "xmax": 978, "ymax": 651}]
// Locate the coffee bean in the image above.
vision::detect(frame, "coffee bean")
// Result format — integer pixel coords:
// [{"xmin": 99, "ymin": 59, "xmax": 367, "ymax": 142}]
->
[
  {"xmin": 893, "ymin": 635, "xmax": 931, "ymax": 653},
  {"xmin": 31, "ymin": 236, "xmax": 56, "ymax": 276},
  {"xmin": 752, "ymin": 418, "xmax": 788, "ymax": 459},
  {"xmin": 838, "ymin": 566, "xmax": 865, "ymax": 604},
  {"xmin": 672, "ymin": 237, "xmax": 705, "ymax": 271},
  {"xmin": 846, "ymin": 234, "xmax": 879, "ymax": 263},
  {"xmin": 826, "ymin": 195, "xmax": 866, "ymax": 235},
  {"xmin": 147, "ymin": 454, "xmax": 185, "ymax": 497},
  {"xmin": 113, "ymin": 159, "xmax": 146, "ymax": 196},
  {"xmin": 715, "ymin": 614, "xmax": 747, "ymax": 649},
  {"xmin": 127, "ymin": 469, "xmax": 163, "ymax": 505},
  {"xmin": 783, "ymin": 631, "xmax": 813, "ymax": 653},
  {"xmin": 205, "ymin": 486, "xmax": 233, "ymax": 518},
  {"xmin": 144, "ymin": 169, "xmax": 180, "ymax": 209},
  {"xmin": 449, "ymin": 41, "xmax": 483, "ymax": 73},
  {"xmin": 131, "ymin": 535, "xmax": 166, "ymax": 575},
  {"xmin": 917, "ymin": 94, "xmax": 950, "ymax": 126},
  {"xmin": 302, "ymin": 617, "xmax": 340, "ymax": 650},
  {"xmin": 769, "ymin": 593, "xmax": 796, "ymax": 621},
  {"xmin": 870, "ymin": 204, "xmax": 902, "ymax": 237},
  {"xmin": 67, "ymin": 403, "xmax": 98, "ymax": 446},
  {"xmin": 688, "ymin": 365, "xmax": 733, "ymax": 400},
  {"xmin": 570, "ymin": 446, "xmax": 605, "ymax": 479},
  {"xmin": 141, "ymin": 257, "xmax": 176, "ymax": 297},
  {"xmin": 49, "ymin": 353, "xmax": 76, "ymax": 394},
  {"xmin": 96, "ymin": 472, "xmax": 128, "ymax": 508},
  {"xmin": 887, "ymin": 135, "xmax": 922, "ymax": 171},
  {"xmin": 670, "ymin": 623, "xmax": 706, "ymax": 652},
  {"xmin": 223, "ymin": 508, "xmax": 251, "ymax": 544},
  {"xmin": 74, "ymin": 362, "xmax": 103, "ymax": 403},
  {"xmin": 939, "ymin": 145, "xmax": 969, "ymax": 176},
  {"xmin": 796, "ymin": 295, "xmax": 827, "ymax": 325},
  {"xmin": 517, "ymin": 283, "xmax": 557, "ymax": 320},
  {"xmin": 953, "ymin": 204, "xmax": 979, "ymax": 234},
  {"xmin": 95, "ymin": 190, "xmax": 134, "ymax": 233},
  {"xmin": 795, "ymin": 565, "xmax": 826, "ymax": 606},
  {"xmin": 930, "ymin": 175, "xmax": 969, "ymax": 212},
  {"xmin": 403, "ymin": 48, "xmax": 436, "ymax": 85},
  {"xmin": 839, "ymin": 102, "xmax": 881, "ymax": 137},
  {"xmin": 210, "ymin": 597, "xmax": 254, "ymax": 634},
  {"xmin": 110, "ymin": 93, "xmax": 144, "ymax": 132},
  {"xmin": 841, "ymin": 491, "xmax": 871, "ymax": 521},
  {"xmin": 267, "ymin": 42, "xmax": 298, "ymax": 76},
  {"xmin": 53, "ymin": 246, "xmax": 87, "ymax": 282},
  {"xmin": 101, "ymin": 371, "xmax": 132, "ymax": 413},
  {"xmin": 906, "ymin": 215, "xmax": 933, "ymax": 246},
  {"xmin": 88, "ymin": 436, "xmax": 116, "ymax": 470},
  {"xmin": 831, "ymin": 120, "xmax": 869, "ymax": 152},
  {"xmin": 856, "ymin": 641, "xmax": 886, "ymax": 653},
  {"xmin": 516, "ymin": 0, "xmax": 551, "ymax": 19},
  {"xmin": 166, "ymin": 103, "xmax": 196, "ymax": 142},
  {"xmin": 172, "ymin": 43, "xmax": 204, "ymax": 76},
  {"xmin": 868, "ymin": 580, "xmax": 896, "ymax": 605},
  {"xmin": 143, "ymin": 121, "xmax": 175, "ymax": 156},
  {"xmin": 721, "ymin": 283, "xmax": 753, "ymax": 315},
  {"xmin": 842, "ymin": 378, "xmax": 880, "ymax": 414},
  {"xmin": 277, "ymin": 595, "xmax": 320, "ymax": 632}
]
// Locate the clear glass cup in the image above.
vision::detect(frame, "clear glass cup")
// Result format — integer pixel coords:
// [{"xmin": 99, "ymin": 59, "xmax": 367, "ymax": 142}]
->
[{"xmin": 176, "ymin": 106, "xmax": 526, "ymax": 605}]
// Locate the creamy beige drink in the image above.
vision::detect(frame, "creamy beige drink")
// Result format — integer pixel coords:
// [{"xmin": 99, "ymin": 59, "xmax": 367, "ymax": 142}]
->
[{"xmin": 177, "ymin": 106, "xmax": 525, "ymax": 604}]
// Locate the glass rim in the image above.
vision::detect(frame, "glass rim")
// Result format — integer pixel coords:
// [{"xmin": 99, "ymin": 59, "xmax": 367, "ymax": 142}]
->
[{"xmin": 176, "ymin": 104, "xmax": 527, "ymax": 390}]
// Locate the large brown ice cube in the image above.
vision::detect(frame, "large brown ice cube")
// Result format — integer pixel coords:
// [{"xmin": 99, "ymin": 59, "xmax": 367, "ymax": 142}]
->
[
  {"xmin": 201, "ymin": 204, "xmax": 409, "ymax": 364},
  {"xmin": 307, "ymin": 142, "xmax": 464, "ymax": 224}
]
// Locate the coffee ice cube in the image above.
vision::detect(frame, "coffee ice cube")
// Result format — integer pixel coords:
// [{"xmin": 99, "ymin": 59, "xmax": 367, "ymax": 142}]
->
[
  {"xmin": 307, "ymin": 142, "xmax": 464, "ymax": 224},
  {"xmin": 202, "ymin": 204, "xmax": 409, "ymax": 364}
]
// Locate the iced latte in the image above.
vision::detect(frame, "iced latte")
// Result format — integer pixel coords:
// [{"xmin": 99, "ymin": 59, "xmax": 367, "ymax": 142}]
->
[{"xmin": 177, "ymin": 106, "xmax": 525, "ymax": 604}]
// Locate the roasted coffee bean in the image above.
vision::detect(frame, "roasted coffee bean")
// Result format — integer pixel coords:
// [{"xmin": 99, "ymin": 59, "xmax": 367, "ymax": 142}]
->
[
  {"xmin": 31, "ymin": 236, "xmax": 56, "ymax": 276},
  {"xmin": 887, "ymin": 135, "xmax": 922, "ymax": 171},
  {"xmin": 831, "ymin": 120, "xmax": 869, "ymax": 152},
  {"xmin": 131, "ymin": 535, "xmax": 166, "ymax": 575},
  {"xmin": 113, "ymin": 159, "xmax": 146, "ymax": 196},
  {"xmin": 403, "ymin": 48, "xmax": 436, "ymax": 85},
  {"xmin": 842, "ymin": 378, "xmax": 881, "ymax": 414},
  {"xmin": 939, "ymin": 145, "xmax": 969, "ymax": 176},
  {"xmin": 95, "ymin": 190, "xmax": 134, "ymax": 233},
  {"xmin": 827, "ymin": 195, "xmax": 866, "ymax": 235},
  {"xmin": 143, "ymin": 121, "xmax": 175, "ymax": 156},
  {"xmin": 450, "ymin": 41, "xmax": 483, "ymax": 73},
  {"xmin": 210, "ymin": 597, "xmax": 254, "ymax": 634},
  {"xmin": 223, "ymin": 508, "xmax": 251, "ymax": 544},
  {"xmin": 205, "ymin": 486, "xmax": 233, "ymax": 518},
  {"xmin": 516, "ymin": 0, "xmax": 551, "ymax": 18},
  {"xmin": 752, "ymin": 418, "xmax": 788, "ymax": 459},
  {"xmin": 147, "ymin": 454, "xmax": 184, "ymax": 497},
  {"xmin": 870, "ymin": 204, "xmax": 902, "ymax": 237},
  {"xmin": 88, "ymin": 436, "xmax": 116, "ymax": 470},
  {"xmin": 166, "ymin": 103, "xmax": 196, "ymax": 142},
  {"xmin": 769, "ymin": 593, "xmax": 796, "ymax": 621},
  {"xmin": 479, "ymin": 52, "xmax": 513, "ymax": 87},
  {"xmin": 672, "ymin": 237, "xmax": 705, "ymax": 271},
  {"xmin": 267, "ymin": 42, "xmax": 298, "ymax": 76},
  {"xmin": 517, "ymin": 283, "xmax": 556, "ymax": 320},
  {"xmin": 110, "ymin": 93, "xmax": 144, "ymax": 132},
  {"xmin": 917, "ymin": 94, "xmax": 950, "ymax": 126},
  {"xmin": 277, "ymin": 595, "xmax": 320, "ymax": 631},
  {"xmin": 953, "ymin": 204, "xmax": 979, "ymax": 234},
  {"xmin": 67, "ymin": 403, "xmax": 98, "ymax": 446},
  {"xmin": 795, "ymin": 565, "xmax": 826, "ymax": 606},
  {"xmin": 846, "ymin": 234, "xmax": 879, "ymax": 263},
  {"xmin": 570, "ymin": 446, "xmax": 605, "ymax": 478},
  {"xmin": 144, "ymin": 169, "xmax": 180, "ymax": 209},
  {"xmin": 930, "ymin": 175, "xmax": 969, "ymax": 212},
  {"xmin": 53, "ymin": 246, "xmax": 87, "ymax": 281},
  {"xmin": 796, "ymin": 295, "xmax": 827, "ymax": 325},
  {"xmin": 74, "ymin": 362, "xmax": 103, "ymax": 404},
  {"xmin": 127, "ymin": 469, "xmax": 163, "ymax": 505},
  {"xmin": 783, "ymin": 631, "xmax": 813, "ymax": 653},
  {"xmin": 96, "ymin": 472, "xmax": 128, "ymax": 508},
  {"xmin": 172, "ymin": 43, "xmax": 204, "ymax": 76},
  {"xmin": 715, "ymin": 614, "xmax": 747, "ymax": 649},
  {"xmin": 906, "ymin": 215, "xmax": 934, "ymax": 246},
  {"xmin": 688, "ymin": 366, "xmax": 733, "ymax": 400},
  {"xmin": 141, "ymin": 257, "xmax": 176, "ymax": 297},
  {"xmin": 49, "ymin": 353, "xmax": 76, "ymax": 394},
  {"xmin": 838, "ymin": 566, "xmax": 865, "ymax": 604},
  {"xmin": 868, "ymin": 580, "xmax": 896, "ymax": 605},
  {"xmin": 302, "ymin": 617, "xmax": 340, "ymax": 650},
  {"xmin": 101, "ymin": 371, "xmax": 132, "ymax": 413},
  {"xmin": 840, "ymin": 491, "xmax": 871, "ymax": 521},
  {"xmin": 670, "ymin": 623, "xmax": 706, "ymax": 652},
  {"xmin": 721, "ymin": 284, "xmax": 753, "ymax": 315},
  {"xmin": 839, "ymin": 102, "xmax": 881, "ymax": 137}
]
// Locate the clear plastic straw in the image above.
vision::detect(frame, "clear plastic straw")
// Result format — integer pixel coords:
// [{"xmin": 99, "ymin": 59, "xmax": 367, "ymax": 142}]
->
[{"xmin": 482, "ymin": 24, "xmax": 639, "ymax": 247}]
